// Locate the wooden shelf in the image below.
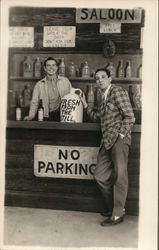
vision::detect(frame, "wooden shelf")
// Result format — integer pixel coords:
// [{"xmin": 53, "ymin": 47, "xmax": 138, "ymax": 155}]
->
[
  {"xmin": 10, "ymin": 76, "xmax": 142, "ymax": 84},
  {"xmin": 7, "ymin": 120, "xmax": 141, "ymax": 133}
]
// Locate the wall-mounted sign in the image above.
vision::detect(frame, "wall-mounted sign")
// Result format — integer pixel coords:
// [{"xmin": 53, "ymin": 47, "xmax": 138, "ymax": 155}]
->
[
  {"xmin": 43, "ymin": 26, "xmax": 76, "ymax": 47},
  {"xmin": 34, "ymin": 145, "xmax": 99, "ymax": 179},
  {"xmin": 76, "ymin": 8, "xmax": 142, "ymax": 23},
  {"xmin": 100, "ymin": 23, "xmax": 121, "ymax": 33},
  {"xmin": 9, "ymin": 27, "xmax": 34, "ymax": 47}
]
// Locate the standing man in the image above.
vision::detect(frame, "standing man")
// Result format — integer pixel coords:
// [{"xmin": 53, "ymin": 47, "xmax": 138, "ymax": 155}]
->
[
  {"xmin": 24, "ymin": 57, "xmax": 72, "ymax": 121},
  {"xmin": 80, "ymin": 68, "xmax": 135, "ymax": 226}
]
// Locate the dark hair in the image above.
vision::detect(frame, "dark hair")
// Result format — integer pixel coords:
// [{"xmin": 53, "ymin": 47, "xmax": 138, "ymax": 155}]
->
[
  {"xmin": 95, "ymin": 68, "xmax": 111, "ymax": 78},
  {"xmin": 44, "ymin": 57, "xmax": 58, "ymax": 67}
]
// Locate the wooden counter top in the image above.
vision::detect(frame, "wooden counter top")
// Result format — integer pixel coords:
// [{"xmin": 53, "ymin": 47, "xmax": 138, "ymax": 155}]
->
[{"xmin": 7, "ymin": 120, "xmax": 141, "ymax": 133}]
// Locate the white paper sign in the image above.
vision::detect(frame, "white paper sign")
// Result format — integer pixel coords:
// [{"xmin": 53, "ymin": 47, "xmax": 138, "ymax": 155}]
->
[
  {"xmin": 34, "ymin": 145, "xmax": 99, "ymax": 179},
  {"xmin": 100, "ymin": 22, "xmax": 121, "ymax": 33},
  {"xmin": 43, "ymin": 26, "xmax": 76, "ymax": 47},
  {"xmin": 9, "ymin": 27, "xmax": 34, "ymax": 47}
]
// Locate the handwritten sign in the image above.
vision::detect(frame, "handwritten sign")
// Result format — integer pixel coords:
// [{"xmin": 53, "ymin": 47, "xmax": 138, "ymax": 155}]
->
[
  {"xmin": 43, "ymin": 26, "xmax": 76, "ymax": 47},
  {"xmin": 9, "ymin": 27, "xmax": 34, "ymax": 47},
  {"xmin": 60, "ymin": 94, "xmax": 83, "ymax": 123},
  {"xmin": 100, "ymin": 22, "xmax": 121, "ymax": 33},
  {"xmin": 76, "ymin": 8, "xmax": 142, "ymax": 23},
  {"xmin": 34, "ymin": 145, "xmax": 99, "ymax": 179}
]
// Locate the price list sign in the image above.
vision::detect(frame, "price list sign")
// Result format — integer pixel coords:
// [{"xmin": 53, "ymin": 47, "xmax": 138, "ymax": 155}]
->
[
  {"xmin": 9, "ymin": 27, "xmax": 34, "ymax": 47},
  {"xmin": 43, "ymin": 26, "xmax": 76, "ymax": 47}
]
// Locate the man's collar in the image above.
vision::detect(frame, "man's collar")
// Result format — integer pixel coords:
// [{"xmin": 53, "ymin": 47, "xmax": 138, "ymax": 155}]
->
[{"xmin": 42, "ymin": 74, "xmax": 62, "ymax": 83}]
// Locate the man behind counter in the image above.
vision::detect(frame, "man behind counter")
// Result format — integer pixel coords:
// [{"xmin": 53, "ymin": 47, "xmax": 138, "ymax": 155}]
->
[{"xmin": 24, "ymin": 57, "xmax": 72, "ymax": 121}]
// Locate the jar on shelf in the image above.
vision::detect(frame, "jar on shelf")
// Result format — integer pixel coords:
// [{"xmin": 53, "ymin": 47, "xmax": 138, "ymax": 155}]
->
[
  {"xmin": 106, "ymin": 62, "xmax": 116, "ymax": 78},
  {"xmin": 82, "ymin": 61, "xmax": 90, "ymax": 78},
  {"xmin": 68, "ymin": 62, "xmax": 76, "ymax": 77},
  {"xmin": 23, "ymin": 55, "xmax": 33, "ymax": 78},
  {"xmin": 137, "ymin": 64, "xmax": 142, "ymax": 78},
  {"xmin": 34, "ymin": 57, "xmax": 41, "ymax": 78},
  {"xmin": 59, "ymin": 58, "xmax": 65, "ymax": 76},
  {"xmin": 117, "ymin": 59, "xmax": 124, "ymax": 78},
  {"xmin": 125, "ymin": 60, "xmax": 132, "ymax": 78},
  {"xmin": 86, "ymin": 84, "xmax": 95, "ymax": 108}
]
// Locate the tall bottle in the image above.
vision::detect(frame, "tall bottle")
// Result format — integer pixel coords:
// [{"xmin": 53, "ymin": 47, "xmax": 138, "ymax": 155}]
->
[
  {"xmin": 125, "ymin": 60, "xmax": 131, "ymax": 78},
  {"xmin": 82, "ymin": 61, "xmax": 90, "ymax": 78},
  {"xmin": 106, "ymin": 62, "xmax": 116, "ymax": 78},
  {"xmin": 15, "ymin": 99, "xmax": 22, "ymax": 121},
  {"xmin": 23, "ymin": 55, "xmax": 33, "ymax": 77},
  {"xmin": 59, "ymin": 58, "xmax": 65, "ymax": 76},
  {"xmin": 68, "ymin": 62, "xmax": 76, "ymax": 77},
  {"xmin": 117, "ymin": 59, "xmax": 124, "ymax": 78},
  {"xmin": 38, "ymin": 99, "xmax": 44, "ymax": 121},
  {"xmin": 87, "ymin": 84, "xmax": 94, "ymax": 108},
  {"xmin": 34, "ymin": 57, "xmax": 41, "ymax": 78},
  {"xmin": 23, "ymin": 84, "xmax": 32, "ymax": 107},
  {"xmin": 137, "ymin": 64, "xmax": 142, "ymax": 78}
]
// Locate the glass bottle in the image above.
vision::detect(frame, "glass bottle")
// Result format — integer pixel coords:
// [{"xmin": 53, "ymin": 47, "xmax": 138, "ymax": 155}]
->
[
  {"xmin": 15, "ymin": 99, "xmax": 22, "ymax": 121},
  {"xmin": 68, "ymin": 62, "xmax": 76, "ymax": 77},
  {"xmin": 106, "ymin": 62, "xmax": 116, "ymax": 78},
  {"xmin": 59, "ymin": 58, "xmax": 65, "ymax": 76},
  {"xmin": 117, "ymin": 60, "xmax": 124, "ymax": 78},
  {"xmin": 87, "ymin": 84, "xmax": 94, "ymax": 108},
  {"xmin": 125, "ymin": 60, "xmax": 131, "ymax": 78},
  {"xmin": 94, "ymin": 87, "xmax": 101, "ymax": 107},
  {"xmin": 34, "ymin": 57, "xmax": 41, "ymax": 78},
  {"xmin": 82, "ymin": 61, "xmax": 90, "ymax": 78},
  {"xmin": 23, "ymin": 55, "xmax": 33, "ymax": 77},
  {"xmin": 23, "ymin": 84, "xmax": 32, "ymax": 107},
  {"xmin": 137, "ymin": 64, "xmax": 142, "ymax": 78},
  {"xmin": 38, "ymin": 99, "xmax": 44, "ymax": 121}
]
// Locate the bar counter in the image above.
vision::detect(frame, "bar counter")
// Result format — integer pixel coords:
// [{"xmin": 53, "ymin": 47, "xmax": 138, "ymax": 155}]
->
[{"xmin": 5, "ymin": 121, "xmax": 141, "ymax": 215}]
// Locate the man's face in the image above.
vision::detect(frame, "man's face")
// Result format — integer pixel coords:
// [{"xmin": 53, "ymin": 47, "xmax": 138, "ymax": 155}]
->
[
  {"xmin": 44, "ymin": 60, "xmax": 58, "ymax": 76},
  {"xmin": 95, "ymin": 71, "xmax": 111, "ymax": 92}
]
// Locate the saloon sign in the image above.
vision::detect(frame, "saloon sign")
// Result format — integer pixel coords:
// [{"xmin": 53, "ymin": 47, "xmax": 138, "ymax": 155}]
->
[
  {"xmin": 76, "ymin": 8, "xmax": 142, "ymax": 23},
  {"xmin": 34, "ymin": 145, "xmax": 99, "ymax": 179}
]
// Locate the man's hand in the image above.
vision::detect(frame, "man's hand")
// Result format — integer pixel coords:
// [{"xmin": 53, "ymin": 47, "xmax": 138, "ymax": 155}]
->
[
  {"xmin": 24, "ymin": 116, "xmax": 32, "ymax": 121},
  {"xmin": 79, "ymin": 92, "xmax": 88, "ymax": 109}
]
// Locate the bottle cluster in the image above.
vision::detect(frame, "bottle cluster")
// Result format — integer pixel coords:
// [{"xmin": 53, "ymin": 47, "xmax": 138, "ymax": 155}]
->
[
  {"xmin": 22, "ymin": 56, "xmax": 142, "ymax": 79},
  {"xmin": 59, "ymin": 58, "xmax": 91, "ymax": 78},
  {"xmin": 106, "ymin": 60, "xmax": 142, "ymax": 79},
  {"xmin": 23, "ymin": 56, "xmax": 42, "ymax": 78},
  {"xmin": 15, "ymin": 84, "xmax": 32, "ymax": 120}
]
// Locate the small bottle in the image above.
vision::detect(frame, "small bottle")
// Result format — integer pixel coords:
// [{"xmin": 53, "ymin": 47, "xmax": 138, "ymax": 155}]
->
[
  {"xmin": 23, "ymin": 55, "xmax": 33, "ymax": 78},
  {"xmin": 59, "ymin": 58, "xmax": 65, "ymax": 76},
  {"xmin": 137, "ymin": 64, "xmax": 142, "ymax": 78},
  {"xmin": 68, "ymin": 62, "xmax": 76, "ymax": 77},
  {"xmin": 16, "ymin": 99, "xmax": 22, "ymax": 121},
  {"xmin": 38, "ymin": 99, "xmax": 44, "ymax": 121},
  {"xmin": 106, "ymin": 62, "xmax": 116, "ymax": 78},
  {"xmin": 34, "ymin": 57, "xmax": 41, "ymax": 78},
  {"xmin": 87, "ymin": 84, "xmax": 94, "ymax": 108},
  {"xmin": 125, "ymin": 61, "xmax": 131, "ymax": 78},
  {"xmin": 23, "ymin": 84, "xmax": 32, "ymax": 107},
  {"xmin": 82, "ymin": 61, "xmax": 90, "ymax": 78},
  {"xmin": 117, "ymin": 60, "xmax": 124, "ymax": 78}
]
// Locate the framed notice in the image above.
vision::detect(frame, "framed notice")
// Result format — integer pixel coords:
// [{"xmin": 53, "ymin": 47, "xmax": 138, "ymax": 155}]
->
[
  {"xmin": 9, "ymin": 27, "xmax": 34, "ymax": 47},
  {"xmin": 43, "ymin": 26, "xmax": 76, "ymax": 47}
]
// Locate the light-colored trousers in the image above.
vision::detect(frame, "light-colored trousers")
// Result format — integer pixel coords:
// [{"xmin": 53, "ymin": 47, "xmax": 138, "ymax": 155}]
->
[{"xmin": 94, "ymin": 136, "xmax": 129, "ymax": 217}]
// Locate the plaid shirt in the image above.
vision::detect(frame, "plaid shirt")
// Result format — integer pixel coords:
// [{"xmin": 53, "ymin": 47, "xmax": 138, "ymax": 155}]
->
[{"xmin": 86, "ymin": 85, "xmax": 135, "ymax": 150}]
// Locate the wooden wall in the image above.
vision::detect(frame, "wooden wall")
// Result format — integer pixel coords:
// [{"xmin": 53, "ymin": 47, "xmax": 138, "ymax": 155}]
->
[
  {"xmin": 9, "ymin": 7, "xmax": 144, "ymax": 54},
  {"xmin": 5, "ymin": 126, "xmax": 140, "ymax": 215}
]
